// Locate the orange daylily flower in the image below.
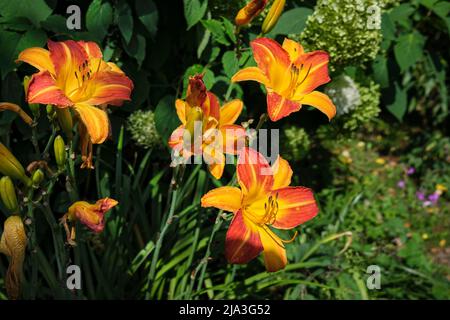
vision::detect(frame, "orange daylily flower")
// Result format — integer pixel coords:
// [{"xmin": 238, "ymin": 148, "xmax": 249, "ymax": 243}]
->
[
  {"xmin": 17, "ymin": 40, "xmax": 133, "ymax": 144},
  {"xmin": 201, "ymin": 147, "xmax": 318, "ymax": 272},
  {"xmin": 61, "ymin": 198, "xmax": 118, "ymax": 245},
  {"xmin": 169, "ymin": 75, "xmax": 246, "ymax": 179},
  {"xmin": 232, "ymin": 38, "xmax": 336, "ymax": 122}
]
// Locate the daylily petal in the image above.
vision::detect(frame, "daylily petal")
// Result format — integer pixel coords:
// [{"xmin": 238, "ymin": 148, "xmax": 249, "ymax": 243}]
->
[
  {"xmin": 175, "ymin": 99, "xmax": 188, "ymax": 124},
  {"xmin": 168, "ymin": 125, "xmax": 185, "ymax": 149},
  {"xmin": 27, "ymin": 71, "xmax": 72, "ymax": 106},
  {"xmin": 220, "ymin": 124, "xmax": 247, "ymax": 155},
  {"xmin": 16, "ymin": 47, "xmax": 55, "ymax": 75},
  {"xmin": 74, "ymin": 103, "xmax": 109, "ymax": 144},
  {"xmin": 207, "ymin": 92, "xmax": 220, "ymax": 122},
  {"xmin": 219, "ymin": 99, "xmax": 243, "ymax": 126},
  {"xmin": 225, "ymin": 210, "xmax": 263, "ymax": 264},
  {"xmin": 272, "ymin": 155, "xmax": 292, "ymax": 189},
  {"xmin": 259, "ymin": 225, "xmax": 287, "ymax": 272},
  {"xmin": 293, "ymin": 51, "xmax": 331, "ymax": 97},
  {"xmin": 78, "ymin": 41, "xmax": 102, "ymax": 59},
  {"xmin": 237, "ymin": 147, "xmax": 273, "ymax": 203},
  {"xmin": 267, "ymin": 91, "xmax": 302, "ymax": 121},
  {"xmin": 282, "ymin": 38, "xmax": 304, "ymax": 63},
  {"xmin": 300, "ymin": 91, "xmax": 336, "ymax": 121},
  {"xmin": 205, "ymin": 148, "xmax": 226, "ymax": 179},
  {"xmin": 77, "ymin": 71, "xmax": 133, "ymax": 106},
  {"xmin": 251, "ymin": 38, "xmax": 290, "ymax": 84},
  {"xmin": 271, "ymin": 187, "xmax": 318, "ymax": 229},
  {"xmin": 48, "ymin": 40, "xmax": 89, "ymax": 95},
  {"xmin": 231, "ymin": 67, "xmax": 270, "ymax": 87},
  {"xmin": 201, "ymin": 186, "xmax": 242, "ymax": 212}
]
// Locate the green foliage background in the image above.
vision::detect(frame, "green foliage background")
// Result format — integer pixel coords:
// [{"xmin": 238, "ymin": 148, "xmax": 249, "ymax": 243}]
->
[{"xmin": 0, "ymin": 0, "xmax": 449, "ymax": 299}]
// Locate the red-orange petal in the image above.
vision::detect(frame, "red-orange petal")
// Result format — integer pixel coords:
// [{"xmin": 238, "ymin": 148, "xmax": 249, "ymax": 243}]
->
[
  {"xmin": 207, "ymin": 92, "xmax": 220, "ymax": 122},
  {"xmin": 237, "ymin": 147, "xmax": 273, "ymax": 202},
  {"xmin": 294, "ymin": 51, "xmax": 331, "ymax": 97},
  {"xmin": 48, "ymin": 40, "xmax": 89, "ymax": 94},
  {"xmin": 271, "ymin": 187, "xmax": 318, "ymax": 229},
  {"xmin": 225, "ymin": 210, "xmax": 263, "ymax": 264},
  {"xmin": 78, "ymin": 41, "xmax": 103, "ymax": 59},
  {"xmin": 267, "ymin": 91, "xmax": 302, "ymax": 121},
  {"xmin": 251, "ymin": 38, "xmax": 290, "ymax": 80},
  {"xmin": 81, "ymin": 71, "xmax": 133, "ymax": 106},
  {"xmin": 27, "ymin": 71, "xmax": 73, "ymax": 106}
]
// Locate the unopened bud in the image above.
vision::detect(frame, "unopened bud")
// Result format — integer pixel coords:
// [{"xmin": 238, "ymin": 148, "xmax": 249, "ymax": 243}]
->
[
  {"xmin": 46, "ymin": 104, "xmax": 56, "ymax": 119},
  {"xmin": 56, "ymin": 108, "xmax": 73, "ymax": 140},
  {"xmin": 0, "ymin": 143, "xmax": 31, "ymax": 186},
  {"xmin": 31, "ymin": 169, "xmax": 44, "ymax": 187},
  {"xmin": 0, "ymin": 177, "xmax": 19, "ymax": 213},
  {"xmin": 235, "ymin": 0, "xmax": 267, "ymax": 26},
  {"xmin": 261, "ymin": 0, "xmax": 286, "ymax": 34},
  {"xmin": 0, "ymin": 102, "xmax": 33, "ymax": 126},
  {"xmin": 54, "ymin": 135, "xmax": 67, "ymax": 170}
]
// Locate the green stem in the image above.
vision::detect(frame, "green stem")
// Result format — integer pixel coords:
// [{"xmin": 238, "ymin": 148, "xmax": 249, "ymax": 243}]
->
[
  {"xmin": 146, "ymin": 164, "xmax": 185, "ymax": 298},
  {"xmin": 41, "ymin": 126, "xmax": 58, "ymax": 160},
  {"xmin": 31, "ymin": 123, "xmax": 40, "ymax": 156},
  {"xmin": 66, "ymin": 141, "xmax": 79, "ymax": 201},
  {"xmin": 25, "ymin": 188, "xmax": 38, "ymax": 299}
]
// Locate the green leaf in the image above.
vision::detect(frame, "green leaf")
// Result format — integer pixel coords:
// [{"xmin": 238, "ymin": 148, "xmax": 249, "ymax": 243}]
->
[
  {"xmin": 136, "ymin": 0, "xmax": 158, "ymax": 37},
  {"xmin": 0, "ymin": 0, "xmax": 52, "ymax": 26},
  {"xmin": 0, "ymin": 28, "xmax": 46, "ymax": 79},
  {"xmin": 222, "ymin": 17, "xmax": 236, "ymax": 43},
  {"xmin": 387, "ymin": 83, "xmax": 407, "ymax": 122},
  {"xmin": 267, "ymin": 8, "xmax": 313, "ymax": 36},
  {"xmin": 116, "ymin": 2, "xmax": 134, "ymax": 44},
  {"xmin": 201, "ymin": 19, "xmax": 229, "ymax": 45},
  {"xmin": 372, "ymin": 56, "xmax": 389, "ymax": 89},
  {"xmin": 389, "ymin": 3, "xmax": 415, "ymax": 28},
  {"xmin": 394, "ymin": 32, "xmax": 425, "ymax": 72},
  {"xmin": 184, "ymin": 0, "xmax": 208, "ymax": 30},
  {"xmin": 222, "ymin": 51, "xmax": 239, "ymax": 78},
  {"xmin": 123, "ymin": 34, "xmax": 146, "ymax": 67},
  {"xmin": 154, "ymin": 95, "xmax": 179, "ymax": 144},
  {"xmin": 86, "ymin": 0, "xmax": 113, "ymax": 42}
]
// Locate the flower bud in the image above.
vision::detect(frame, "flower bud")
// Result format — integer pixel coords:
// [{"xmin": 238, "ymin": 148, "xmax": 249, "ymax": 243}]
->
[
  {"xmin": 235, "ymin": 0, "xmax": 267, "ymax": 26},
  {"xmin": 261, "ymin": 0, "xmax": 286, "ymax": 34},
  {"xmin": 56, "ymin": 108, "xmax": 73, "ymax": 140},
  {"xmin": 0, "ymin": 143, "xmax": 31, "ymax": 186},
  {"xmin": 23, "ymin": 76, "xmax": 40, "ymax": 118},
  {"xmin": 54, "ymin": 135, "xmax": 67, "ymax": 170},
  {"xmin": 0, "ymin": 102, "xmax": 33, "ymax": 126},
  {"xmin": 0, "ymin": 216, "xmax": 27, "ymax": 300},
  {"xmin": 31, "ymin": 169, "xmax": 44, "ymax": 187},
  {"xmin": 0, "ymin": 177, "xmax": 19, "ymax": 213},
  {"xmin": 46, "ymin": 104, "xmax": 56, "ymax": 119}
]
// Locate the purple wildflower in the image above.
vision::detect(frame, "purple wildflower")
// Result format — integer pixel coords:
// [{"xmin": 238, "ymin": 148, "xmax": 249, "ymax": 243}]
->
[
  {"xmin": 416, "ymin": 191, "xmax": 426, "ymax": 201},
  {"xmin": 428, "ymin": 192, "xmax": 440, "ymax": 204},
  {"xmin": 397, "ymin": 180, "xmax": 406, "ymax": 189},
  {"xmin": 406, "ymin": 167, "xmax": 415, "ymax": 175}
]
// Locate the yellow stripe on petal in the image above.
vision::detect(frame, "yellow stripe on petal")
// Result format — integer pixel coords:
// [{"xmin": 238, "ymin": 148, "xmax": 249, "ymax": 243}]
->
[
  {"xmin": 219, "ymin": 99, "xmax": 243, "ymax": 126},
  {"xmin": 16, "ymin": 47, "xmax": 55, "ymax": 75},
  {"xmin": 272, "ymin": 155, "xmax": 292, "ymax": 189},
  {"xmin": 201, "ymin": 186, "xmax": 243, "ymax": 212},
  {"xmin": 27, "ymin": 71, "xmax": 72, "ymax": 106},
  {"xmin": 231, "ymin": 67, "xmax": 270, "ymax": 87},
  {"xmin": 259, "ymin": 225, "xmax": 287, "ymax": 272},
  {"xmin": 300, "ymin": 91, "xmax": 336, "ymax": 121},
  {"xmin": 74, "ymin": 103, "xmax": 109, "ymax": 144}
]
